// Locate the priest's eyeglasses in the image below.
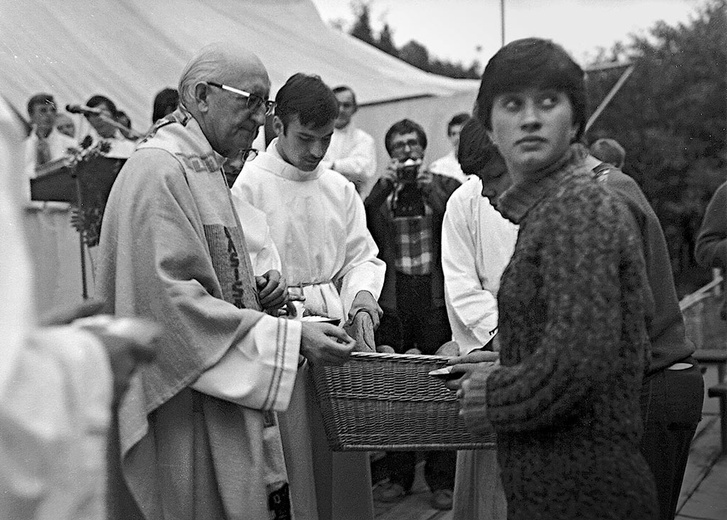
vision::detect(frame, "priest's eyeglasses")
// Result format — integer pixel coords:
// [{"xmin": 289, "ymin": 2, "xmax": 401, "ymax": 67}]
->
[{"xmin": 206, "ymin": 81, "xmax": 276, "ymax": 116}]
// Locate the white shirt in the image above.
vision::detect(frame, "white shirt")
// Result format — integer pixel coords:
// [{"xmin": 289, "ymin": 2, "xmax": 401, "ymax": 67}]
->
[
  {"xmin": 78, "ymin": 122, "xmax": 137, "ymax": 159},
  {"xmin": 320, "ymin": 124, "xmax": 377, "ymax": 200},
  {"xmin": 233, "ymin": 138, "xmax": 385, "ymax": 321},
  {"xmin": 24, "ymin": 128, "xmax": 77, "ymax": 178},
  {"xmin": 428, "ymin": 150, "xmax": 469, "ymax": 184},
  {"xmin": 442, "ymin": 178, "xmax": 519, "ymax": 355}
]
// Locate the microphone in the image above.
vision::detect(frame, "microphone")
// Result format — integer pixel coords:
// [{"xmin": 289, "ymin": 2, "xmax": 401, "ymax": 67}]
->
[{"xmin": 66, "ymin": 104, "xmax": 102, "ymax": 116}]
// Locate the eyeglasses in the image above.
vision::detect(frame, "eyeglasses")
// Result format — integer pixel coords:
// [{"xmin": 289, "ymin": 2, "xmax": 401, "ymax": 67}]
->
[
  {"xmin": 390, "ymin": 139, "xmax": 422, "ymax": 153},
  {"xmin": 206, "ymin": 81, "xmax": 276, "ymax": 116}
]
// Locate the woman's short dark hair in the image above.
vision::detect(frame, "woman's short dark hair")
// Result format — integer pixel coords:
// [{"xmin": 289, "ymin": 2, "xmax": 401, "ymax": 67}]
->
[
  {"xmin": 275, "ymin": 73, "xmax": 338, "ymax": 131},
  {"xmin": 476, "ymin": 38, "xmax": 587, "ymax": 142},
  {"xmin": 384, "ymin": 119, "xmax": 428, "ymax": 155}
]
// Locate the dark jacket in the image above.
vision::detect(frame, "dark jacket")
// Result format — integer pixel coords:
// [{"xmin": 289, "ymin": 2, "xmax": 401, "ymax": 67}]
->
[{"xmin": 365, "ymin": 173, "xmax": 462, "ymax": 312}]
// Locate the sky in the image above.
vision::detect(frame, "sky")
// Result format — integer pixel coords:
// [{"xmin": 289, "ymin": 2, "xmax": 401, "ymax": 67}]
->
[{"xmin": 310, "ymin": 0, "xmax": 703, "ymax": 67}]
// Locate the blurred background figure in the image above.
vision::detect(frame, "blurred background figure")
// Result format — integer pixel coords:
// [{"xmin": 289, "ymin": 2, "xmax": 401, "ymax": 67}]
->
[
  {"xmin": 23, "ymin": 93, "xmax": 76, "ymax": 180},
  {"xmin": 81, "ymin": 95, "xmax": 137, "ymax": 158},
  {"xmin": 151, "ymin": 87, "xmax": 179, "ymax": 123},
  {"xmin": 695, "ymin": 180, "xmax": 727, "ymax": 319},
  {"xmin": 1, "ymin": 93, "xmax": 158, "ymax": 520},
  {"xmin": 114, "ymin": 110, "xmax": 135, "ymax": 140},
  {"xmin": 55, "ymin": 112, "xmax": 76, "ymax": 138},
  {"xmin": 320, "ymin": 85, "xmax": 377, "ymax": 199},
  {"xmin": 590, "ymin": 137, "xmax": 626, "ymax": 169},
  {"xmin": 428, "ymin": 112, "xmax": 471, "ymax": 184}
]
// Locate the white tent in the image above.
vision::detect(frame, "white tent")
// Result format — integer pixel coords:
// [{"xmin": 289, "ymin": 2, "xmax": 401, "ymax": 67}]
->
[
  {"xmin": 1, "ymin": 0, "xmax": 479, "ymax": 312},
  {"xmin": 2, "ymin": 0, "xmax": 478, "ymax": 156}
]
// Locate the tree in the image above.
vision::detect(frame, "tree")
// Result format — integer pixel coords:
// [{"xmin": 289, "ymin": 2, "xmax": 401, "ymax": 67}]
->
[
  {"xmin": 587, "ymin": 0, "xmax": 727, "ymax": 293},
  {"xmin": 344, "ymin": 1, "xmax": 480, "ymax": 78},
  {"xmin": 350, "ymin": 1, "xmax": 375, "ymax": 46},
  {"xmin": 399, "ymin": 40, "xmax": 429, "ymax": 71},
  {"xmin": 376, "ymin": 23, "xmax": 398, "ymax": 57}
]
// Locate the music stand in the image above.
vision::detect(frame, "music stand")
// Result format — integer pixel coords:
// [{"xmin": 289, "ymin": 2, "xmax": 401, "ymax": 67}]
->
[{"xmin": 31, "ymin": 155, "xmax": 125, "ymax": 299}]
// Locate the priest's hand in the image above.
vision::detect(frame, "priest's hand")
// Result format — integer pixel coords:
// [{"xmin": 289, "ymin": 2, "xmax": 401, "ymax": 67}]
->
[
  {"xmin": 256, "ymin": 270, "xmax": 288, "ymax": 314},
  {"xmin": 346, "ymin": 290, "xmax": 382, "ymax": 330},
  {"xmin": 300, "ymin": 322, "xmax": 355, "ymax": 366}
]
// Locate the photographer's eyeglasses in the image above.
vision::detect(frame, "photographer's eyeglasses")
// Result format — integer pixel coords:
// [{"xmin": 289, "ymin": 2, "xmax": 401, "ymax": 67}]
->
[
  {"xmin": 206, "ymin": 81, "xmax": 276, "ymax": 116},
  {"xmin": 390, "ymin": 139, "xmax": 422, "ymax": 153}
]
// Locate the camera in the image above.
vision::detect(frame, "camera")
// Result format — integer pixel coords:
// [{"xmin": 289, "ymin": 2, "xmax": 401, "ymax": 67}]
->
[
  {"xmin": 395, "ymin": 158, "xmax": 422, "ymax": 184},
  {"xmin": 392, "ymin": 158, "xmax": 426, "ymax": 218}
]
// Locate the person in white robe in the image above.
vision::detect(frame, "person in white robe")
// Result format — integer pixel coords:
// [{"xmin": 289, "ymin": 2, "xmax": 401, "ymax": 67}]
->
[
  {"xmin": 441, "ymin": 118, "xmax": 518, "ymax": 520},
  {"xmin": 0, "ymin": 90, "xmax": 157, "ymax": 520},
  {"xmin": 319, "ymin": 85, "xmax": 377, "ymax": 199},
  {"xmin": 96, "ymin": 45, "xmax": 356, "ymax": 520},
  {"xmin": 232, "ymin": 73, "xmax": 386, "ymax": 520},
  {"xmin": 76, "ymin": 95, "xmax": 137, "ymax": 159}
]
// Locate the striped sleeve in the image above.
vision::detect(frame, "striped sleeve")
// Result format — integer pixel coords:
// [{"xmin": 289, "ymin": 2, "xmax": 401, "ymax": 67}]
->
[{"xmin": 190, "ymin": 315, "xmax": 301, "ymax": 412}]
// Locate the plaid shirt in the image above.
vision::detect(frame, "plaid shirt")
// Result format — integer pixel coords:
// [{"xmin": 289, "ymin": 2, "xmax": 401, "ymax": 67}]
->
[{"xmin": 392, "ymin": 205, "xmax": 433, "ymax": 275}]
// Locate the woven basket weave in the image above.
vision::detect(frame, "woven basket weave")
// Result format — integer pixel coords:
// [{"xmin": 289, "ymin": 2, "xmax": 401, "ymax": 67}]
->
[{"xmin": 310, "ymin": 351, "xmax": 496, "ymax": 451}]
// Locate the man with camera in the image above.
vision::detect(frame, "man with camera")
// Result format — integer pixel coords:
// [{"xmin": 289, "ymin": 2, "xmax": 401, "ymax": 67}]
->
[{"xmin": 364, "ymin": 119, "xmax": 462, "ymax": 510}]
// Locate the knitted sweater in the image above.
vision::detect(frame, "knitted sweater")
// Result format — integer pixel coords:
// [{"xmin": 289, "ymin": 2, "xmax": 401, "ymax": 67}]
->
[{"xmin": 461, "ymin": 146, "xmax": 657, "ymax": 520}]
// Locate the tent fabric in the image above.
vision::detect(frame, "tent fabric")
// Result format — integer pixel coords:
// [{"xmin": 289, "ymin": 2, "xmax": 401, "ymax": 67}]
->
[
  {"xmin": 3, "ymin": 0, "xmax": 479, "ymax": 314},
  {"xmin": 2, "ymin": 0, "xmax": 478, "ymax": 130}
]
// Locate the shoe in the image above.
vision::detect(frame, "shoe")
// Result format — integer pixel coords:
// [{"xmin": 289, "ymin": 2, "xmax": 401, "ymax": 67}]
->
[
  {"xmin": 376, "ymin": 482, "xmax": 407, "ymax": 503},
  {"xmin": 430, "ymin": 489, "xmax": 453, "ymax": 510}
]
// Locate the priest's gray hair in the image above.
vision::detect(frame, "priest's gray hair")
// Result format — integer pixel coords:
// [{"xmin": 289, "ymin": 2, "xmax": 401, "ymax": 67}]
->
[{"xmin": 178, "ymin": 43, "xmax": 227, "ymax": 110}]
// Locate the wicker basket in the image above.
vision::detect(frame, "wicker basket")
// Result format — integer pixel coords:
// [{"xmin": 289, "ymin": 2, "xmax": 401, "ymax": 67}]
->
[{"xmin": 310, "ymin": 351, "xmax": 496, "ymax": 451}]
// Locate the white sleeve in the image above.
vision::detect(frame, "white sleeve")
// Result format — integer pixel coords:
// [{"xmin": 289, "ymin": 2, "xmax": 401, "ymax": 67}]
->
[
  {"xmin": 191, "ymin": 315, "xmax": 301, "ymax": 412},
  {"xmin": 338, "ymin": 189, "xmax": 386, "ymax": 315},
  {"xmin": 442, "ymin": 193, "xmax": 500, "ymax": 354}
]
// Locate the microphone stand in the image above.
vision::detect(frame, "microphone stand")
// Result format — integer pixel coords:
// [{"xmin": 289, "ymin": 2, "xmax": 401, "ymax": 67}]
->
[{"xmin": 72, "ymin": 171, "xmax": 89, "ymax": 300}]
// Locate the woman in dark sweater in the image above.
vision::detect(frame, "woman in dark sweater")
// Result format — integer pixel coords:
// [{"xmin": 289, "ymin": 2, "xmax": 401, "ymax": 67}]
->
[{"xmin": 458, "ymin": 38, "xmax": 658, "ymax": 519}]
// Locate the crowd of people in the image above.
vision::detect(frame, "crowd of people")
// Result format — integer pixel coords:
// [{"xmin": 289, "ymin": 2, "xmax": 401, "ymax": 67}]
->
[{"xmin": 4, "ymin": 35, "xmax": 724, "ymax": 520}]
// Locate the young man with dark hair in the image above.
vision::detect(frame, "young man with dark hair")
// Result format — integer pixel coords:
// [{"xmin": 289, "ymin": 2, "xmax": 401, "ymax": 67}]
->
[
  {"xmin": 428, "ymin": 112, "xmax": 471, "ymax": 184},
  {"xmin": 232, "ymin": 72, "xmax": 385, "ymax": 520},
  {"xmin": 319, "ymin": 85, "xmax": 377, "ymax": 199},
  {"xmin": 81, "ymin": 94, "xmax": 137, "ymax": 157},
  {"xmin": 365, "ymin": 117, "xmax": 461, "ymax": 510}
]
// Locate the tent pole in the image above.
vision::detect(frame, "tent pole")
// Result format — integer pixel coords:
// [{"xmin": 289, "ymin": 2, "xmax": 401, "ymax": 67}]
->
[{"xmin": 585, "ymin": 65, "xmax": 635, "ymax": 133}]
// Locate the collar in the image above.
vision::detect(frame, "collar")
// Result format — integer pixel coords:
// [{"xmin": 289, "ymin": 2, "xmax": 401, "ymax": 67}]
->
[
  {"xmin": 264, "ymin": 137, "xmax": 324, "ymax": 181},
  {"xmin": 496, "ymin": 143, "xmax": 589, "ymax": 224},
  {"xmin": 139, "ymin": 106, "xmax": 226, "ymax": 172},
  {"xmin": 334, "ymin": 123, "xmax": 356, "ymax": 137}
]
